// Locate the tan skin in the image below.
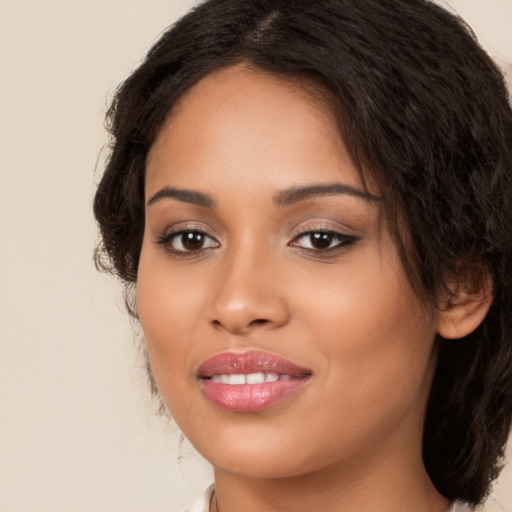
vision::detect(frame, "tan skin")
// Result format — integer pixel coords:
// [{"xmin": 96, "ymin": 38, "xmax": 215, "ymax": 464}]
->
[{"xmin": 137, "ymin": 66, "xmax": 492, "ymax": 512}]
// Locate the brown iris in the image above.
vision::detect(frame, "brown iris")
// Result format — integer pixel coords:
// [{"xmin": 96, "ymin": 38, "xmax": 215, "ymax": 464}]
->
[
  {"xmin": 310, "ymin": 232, "xmax": 333, "ymax": 250},
  {"xmin": 181, "ymin": 231, "xmax": 207, "ymax": 251}
]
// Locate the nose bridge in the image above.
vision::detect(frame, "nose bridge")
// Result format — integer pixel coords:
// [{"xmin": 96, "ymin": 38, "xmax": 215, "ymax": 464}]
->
[{"xmin": 208, "ymin": 235, "xmax": 289, "ymax": 334}]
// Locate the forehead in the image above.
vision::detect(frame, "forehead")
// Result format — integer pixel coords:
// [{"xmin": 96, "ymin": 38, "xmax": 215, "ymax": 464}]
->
[{"xmin": 145, "ymin": 66, "xmax": 369, "ymax": 198}]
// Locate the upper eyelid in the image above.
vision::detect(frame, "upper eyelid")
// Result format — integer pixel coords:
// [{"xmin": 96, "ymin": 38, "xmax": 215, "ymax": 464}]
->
[
  {"xmin": 156, "ymin": 229, "xmax": 220, "ymax": 255},
  {"xmin": 160, "ymin": 225, "xmax": 350, "ymax": 239},
  {"xmin": 159, "ymin": 222, "xmax": 221, "ymax": 239},
  {"xmin": 293, "ymin": 226, "xmax": 346, "ymax": 235},
  {"xmin": 154, "ymin": 224, "xmax": 221, "ymax": 253},
  {"xmin": 290, "ymin": 229, "xmax": 358, "ymax": 243},
  {"xmin": 290, "ymin": 221, "xmax": 358, "ymax": 237},
  {"xmin": 154, "ymin": 222, "xmax": 359, "ymax": 245}
]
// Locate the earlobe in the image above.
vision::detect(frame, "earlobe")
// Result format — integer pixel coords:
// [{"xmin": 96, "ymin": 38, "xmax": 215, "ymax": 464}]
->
[{"xmin": 437, "ymin": 271, "xmax": 493, "ymax": 339}]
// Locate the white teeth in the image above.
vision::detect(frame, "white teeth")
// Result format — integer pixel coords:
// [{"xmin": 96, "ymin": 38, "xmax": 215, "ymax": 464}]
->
[
  {"xmin": 211, "ymin": 374, "xmax": 230, "ymax": 384},
  {"xmin": 229, "ymin": 374, "xmax": 246, "ymax": 385},
  {"xmin": 209, "ymin": 373, "xmax": 293, "ymax": 385},
  {"xmin": 246, "ymin": 372, "xmax": 265, "ymax": 384}
]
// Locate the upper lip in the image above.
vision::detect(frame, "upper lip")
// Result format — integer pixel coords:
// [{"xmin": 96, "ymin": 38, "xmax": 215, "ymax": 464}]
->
[{"xmin": 197, "ymin": 350, "xmax": 312, "ymax": 378}]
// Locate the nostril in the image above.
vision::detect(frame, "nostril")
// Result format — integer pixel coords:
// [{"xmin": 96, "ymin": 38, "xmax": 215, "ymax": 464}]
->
[
  {"xmin": 210, "ymin": 316, "xmax": 273, "ymax": 333},
  {"xmin": 251, "ymin": 319, "xmax": 269, "ymax": 325}
]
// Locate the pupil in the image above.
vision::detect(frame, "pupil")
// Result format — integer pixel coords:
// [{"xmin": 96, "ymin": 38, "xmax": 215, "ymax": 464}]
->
[
  {"xmin": 183, "ymin": 231, "xmax": 204, "ymax": 250},
  {"xmin": 311, "ymin": 232, "xmax": 332, "ymax": 249}
]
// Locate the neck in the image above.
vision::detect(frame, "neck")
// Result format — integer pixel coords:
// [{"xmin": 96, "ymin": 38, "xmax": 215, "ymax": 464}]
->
[{"xmin": 212, "ymin": 442, "xmax": 450, "ymax": 512}]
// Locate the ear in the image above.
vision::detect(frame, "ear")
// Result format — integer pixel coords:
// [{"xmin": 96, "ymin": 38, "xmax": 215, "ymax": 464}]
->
[{"xmin": 437, "ymin": 268, "xmax": 493, "ymax": 339}]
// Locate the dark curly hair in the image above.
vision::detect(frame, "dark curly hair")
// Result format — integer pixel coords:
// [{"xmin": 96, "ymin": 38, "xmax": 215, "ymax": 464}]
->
[{"xmin": 93, "ymin": 0, "xmax": 512, "ymax": 505}]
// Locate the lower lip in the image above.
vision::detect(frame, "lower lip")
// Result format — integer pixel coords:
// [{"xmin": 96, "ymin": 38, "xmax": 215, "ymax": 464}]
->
[{"xmin": 201, "ymin": 378, "xmax": 309, "ymax": 412}]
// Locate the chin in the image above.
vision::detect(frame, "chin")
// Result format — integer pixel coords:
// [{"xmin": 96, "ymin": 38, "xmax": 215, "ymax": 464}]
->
[
  {"xmin": 211, "ymin": 451, "xmax": 311, "ymax": 480},
  {"xmin": 187, "ymin": 422, "xmax": 333, "ymax": 480}
]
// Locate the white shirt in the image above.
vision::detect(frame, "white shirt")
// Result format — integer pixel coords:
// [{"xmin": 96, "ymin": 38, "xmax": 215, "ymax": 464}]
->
[{"xmin": 183, "ymin": 484, "xmax": 214, "ymax": 512}]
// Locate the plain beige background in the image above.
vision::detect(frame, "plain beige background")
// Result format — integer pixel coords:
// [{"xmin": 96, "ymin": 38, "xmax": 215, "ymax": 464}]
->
[{"xmin": 0, "ymin": 1, "xmax": 511, "ymax": 511}]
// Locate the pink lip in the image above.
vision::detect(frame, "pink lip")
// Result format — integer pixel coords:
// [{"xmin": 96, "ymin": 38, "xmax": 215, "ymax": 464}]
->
[{"xmin": 197, "ymin": 351, "xmax": 312, "ymax": 412}]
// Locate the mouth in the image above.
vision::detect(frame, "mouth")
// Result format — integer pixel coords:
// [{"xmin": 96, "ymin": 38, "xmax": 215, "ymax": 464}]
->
[
  {"xmin": 209, "ymin": 372, "xmax": 298, "ymax": 384},
  {"xmin": 197, "ymin": 351, "xmax": 312, "ymax": 412}
]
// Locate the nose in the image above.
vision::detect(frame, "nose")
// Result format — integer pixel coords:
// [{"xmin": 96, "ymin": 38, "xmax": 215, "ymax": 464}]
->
[{"xmin": 207, "ymin": 249, "xmax": 290, "ymax": 335}]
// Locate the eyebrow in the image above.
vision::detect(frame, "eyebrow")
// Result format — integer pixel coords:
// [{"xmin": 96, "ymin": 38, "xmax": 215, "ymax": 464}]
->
[
  {"xmin": 147, "ymin": 182, "xmax": 381, "ymax": 209},
  {"xmin": 273, "ymin": 183, "xmax": 381, "ymax": 206},
  {"xmin": 147, "ymin": 187, "xmax": 216, "ymax": 208}
]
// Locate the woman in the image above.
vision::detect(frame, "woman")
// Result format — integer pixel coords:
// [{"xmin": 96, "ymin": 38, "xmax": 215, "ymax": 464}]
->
[{"xmin": 93, "ymin": 0, "xmax": 512, "ymax": 511}]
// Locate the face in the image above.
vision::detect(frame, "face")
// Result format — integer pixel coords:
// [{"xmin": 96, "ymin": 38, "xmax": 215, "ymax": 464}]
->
[{"xmin": 137, "ymin": 66, "xmax": 440, "ymax": 480}]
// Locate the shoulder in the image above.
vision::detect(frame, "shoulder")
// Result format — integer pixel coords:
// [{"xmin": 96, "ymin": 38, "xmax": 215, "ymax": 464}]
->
[{"xmin": 182, "ymin": 484, "xmax": 215, "ymax": 512}]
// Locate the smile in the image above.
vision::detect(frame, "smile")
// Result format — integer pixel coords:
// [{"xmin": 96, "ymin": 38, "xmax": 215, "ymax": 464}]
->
[
  {"xmin": 197, "ymin": 351, "xmax": 312, "ymax": 412},
  {"xmin": 210, "ymin": 372, "xmax": 297, "ymax": 384}
]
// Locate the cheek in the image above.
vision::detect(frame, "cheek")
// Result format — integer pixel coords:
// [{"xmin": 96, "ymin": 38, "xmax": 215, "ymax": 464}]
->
[
  {"xmin": 136, "ymin": 257, "xmax": 205, "ymax": 426},
  {"xmin": 136, "ymin": 244, "xmax": 203, "ymax": 386},
  {"xmin": 298, "ymin": 245, "xmax": 433, "ymax": 348},
  {"xmin": 137, "ymin": 239, "xmax": 206, "ymax": 336},
  {"xmin": 298, "ymin": 247, "xmax": 437, "ymax": 411},
  {"xmin": 286, "ymin": 277, "xmax": 436, "ymax": 467}
]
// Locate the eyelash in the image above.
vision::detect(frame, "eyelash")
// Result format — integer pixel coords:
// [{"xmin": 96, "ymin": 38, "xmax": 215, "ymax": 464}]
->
[
  {"xmin": 156, "ymin": 227, "xmax": 359, "ymax": 257},
  {"xmin": 289, "ymin": 228, "xmax": 359, "ymax": 255},
  {"xmin": 156, "ymin": 228, "xmax": 219, "ymax": 257}
]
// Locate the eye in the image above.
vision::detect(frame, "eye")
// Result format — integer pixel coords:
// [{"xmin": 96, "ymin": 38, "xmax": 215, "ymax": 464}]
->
[
  {"xmin": 157, "ymin": 229, "xmax": 219, "ymax": 253},
  {"xmin": 289, "ymin": 230, "xmax": 358, "ymax": 252}
]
